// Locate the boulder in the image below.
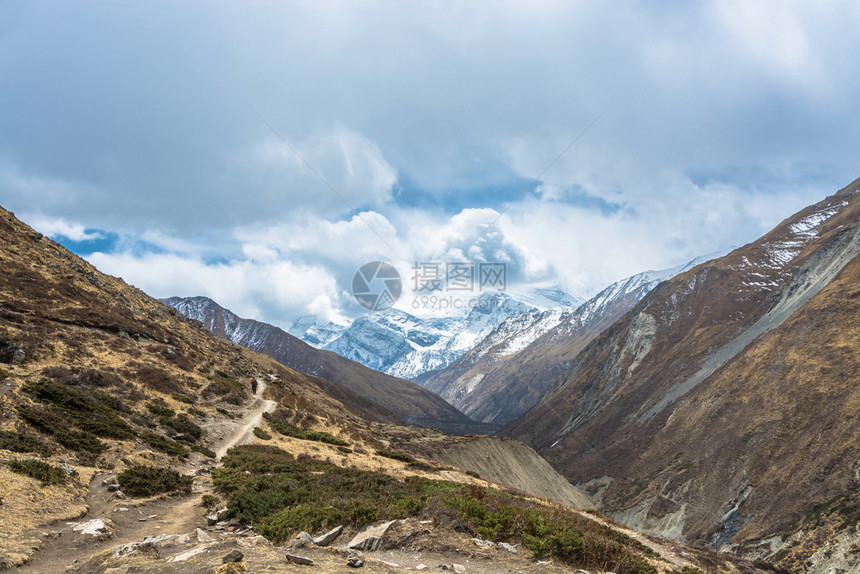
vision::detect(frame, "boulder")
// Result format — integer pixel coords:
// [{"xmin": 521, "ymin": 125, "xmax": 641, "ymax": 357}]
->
[
  {"xmin": 222, "ymin": 550, "xmax": 244, "ymax": 563},
  {"xmin": 284, "ymin": 552, "xmax": 314, "ymax": 565},
  {"xmin": 314, "ymin": 525, "xmax": 344, "ymax": 546},
  {"xmin": 347, "ymin": 520, "xmax": 397, "ymax": 551}
]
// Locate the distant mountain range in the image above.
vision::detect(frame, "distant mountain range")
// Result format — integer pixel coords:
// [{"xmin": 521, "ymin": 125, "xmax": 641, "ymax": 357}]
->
[
  {"xmin": 420, "ymin": 254, "xmax": 722, "ymax": 425},
  {"xmin": 288, "ymin": 287, "xmax": 585, "ymax": 380},
  {"xmin": 162, "ymin": 296, "xmax": 492, "ymax": 434}
]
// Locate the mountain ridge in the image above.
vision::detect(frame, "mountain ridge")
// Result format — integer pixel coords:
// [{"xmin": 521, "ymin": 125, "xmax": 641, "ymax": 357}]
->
[
  {"xmin": 419, "ymin": 254, "xmax": 720, "ymax": 425},
  {"xmin": 163, "ymin": 295, "xmax": 494, "ymax": 434},
  {"xmin": 503, "ymin": 177, "xmax": 860, "ymax": 572}
]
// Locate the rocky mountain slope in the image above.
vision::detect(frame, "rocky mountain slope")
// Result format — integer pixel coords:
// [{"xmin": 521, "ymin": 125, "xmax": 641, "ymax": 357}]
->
[
  {"xmin": 421, "ymin": 256, "xmax": 715, "ymax": 425},
  {"xmin": 505, "ymin": 177, "xmax": 860, "ymax": 572},
  {"xmin": 163, "ymin": 296, "xmax": 486, "ymax": 434},
  {"xmin": 290, "ymin": 288, "xmax": 583, "ymax": 381},
  {"xmin": 0, "ymin": 204, "xmax": 764, "ymax": 574}
]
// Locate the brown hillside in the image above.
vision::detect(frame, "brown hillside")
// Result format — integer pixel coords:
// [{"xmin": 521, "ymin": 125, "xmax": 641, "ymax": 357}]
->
[
  {"xmin": 3, "ymin": 205, "xmax": 707, "ymax": 574},
  {"xmin": 505, "ymin": 178, "xmax": 860, "ymax": 568}
]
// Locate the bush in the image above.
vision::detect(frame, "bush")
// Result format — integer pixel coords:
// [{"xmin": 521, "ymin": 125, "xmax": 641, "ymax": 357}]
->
[
  {"xmin": 200, "ymin": 494, "xmax": 220, "ymax": 508},
  {"xmin": 117, "ymin": 466, "xmax": 193, "ymax": 497},
  {"xmin": 16, "ymin": 405, "xmax": 106, "ymax": 460},
  {"xmin": 140, "ymin": 432, "xmax": 188, "ymax": 458},
  {"xmin": 171, "ymin": 392, "xmax": 194, "ymax": 404},
  {"xmin": 8, "ymin": 459, "xmax": 66, "ymax": 485},
  {"xmin": 55, "ymin": 429, "xmax": 107, "ymax": 460},
  {"xmin": 263, "ymin": 412, "xmax": 348, "ymax": 446},
  {"xmin": 21, "ymin": 380, "xmax": 134, "ymax": 439},
  {"xmin": 146, "ymin": 402, "xmax": 175, "ymax": 417},
  {"xmin": 376, "ymin": 450, "xmax": 417, "ymax": 464},
  {"xmin": 211, "ymin": 444, "xmax": 658, "ymax": 573},
  {"xmin": 159, "ymin": 415, "xmax": 203, "ymax": 440},
  {"xmin": 192, "ymin": 444, "xmax": 217, "ymax": 459},
  {"xmin": 253, "ymin": 427, "xmax": 271, "ymax": 440},
  {"xmin": 0, "ymin": 430, "xmax": 54, "ymax": 456}
]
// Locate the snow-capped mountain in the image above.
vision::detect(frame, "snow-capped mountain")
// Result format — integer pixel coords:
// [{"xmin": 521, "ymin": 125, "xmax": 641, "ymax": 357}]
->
[
  {"xmin": 161, "ymin": 296, "xmax": 483, "ymax": 433},
  {"xmin": 289, "ymin": 288, "xmax": 584, "ymax": 381},
  {"xmin": 420, "ymin": 253, "xmax": 724, "ymax": 425}
]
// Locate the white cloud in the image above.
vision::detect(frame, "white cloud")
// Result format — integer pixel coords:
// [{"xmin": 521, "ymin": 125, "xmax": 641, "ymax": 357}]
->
[
  {"xmin": 239, "ymin": 127, "xmax": 398, "ymax": 218},
  {"xmin": 87, "ymin": 250, "xmax": 348, "ymax": 325},
  {"xmin": 2, "ymin": 1, "xmax": 859, "ymax": 328},
  {"xmin": 25, "ymin": 215, "xmax": 103, "ymax": 242}
]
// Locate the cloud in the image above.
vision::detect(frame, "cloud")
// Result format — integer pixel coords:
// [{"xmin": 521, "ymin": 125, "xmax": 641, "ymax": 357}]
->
[
  {"xmin": 87, "ymin": 250, "xmax": 348, "ymax": 326},
  {"xmin": 22, "ymin": 215, "xmax": 103, "ymax": 243},
  {"xmin": 3, "ymin": 1, "xmax": 860, "ymax": 327}
]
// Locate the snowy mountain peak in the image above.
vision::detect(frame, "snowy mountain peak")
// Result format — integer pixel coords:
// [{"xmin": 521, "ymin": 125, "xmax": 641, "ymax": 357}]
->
[{"xmin": 289, "ymin": 285, "xmax": 585, "ymax": 380}]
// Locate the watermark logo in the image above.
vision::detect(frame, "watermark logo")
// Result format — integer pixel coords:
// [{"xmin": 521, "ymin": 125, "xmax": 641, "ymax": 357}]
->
[
  {"xmin": 353, "ymin": 260, "xmax": 508, "ymax": 313},
  {"xmin": 352, "ymin": 261, "xmax": 402, "ymax": 311}
]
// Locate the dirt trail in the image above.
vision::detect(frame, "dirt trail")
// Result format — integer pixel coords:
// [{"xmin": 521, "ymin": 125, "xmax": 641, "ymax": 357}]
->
[
  {"xmin": 216, "ymin": 380, "xmax": 276, "ymax": 458},
  {"xmin": 14, "ymin": 379, "xmax": 276, "ymax": 574}
]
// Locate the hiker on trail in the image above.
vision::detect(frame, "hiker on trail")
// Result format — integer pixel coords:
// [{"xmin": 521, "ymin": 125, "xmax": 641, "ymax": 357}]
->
[{"xmin": 250, "ymin": 377, "xmax": 258, "ymax": 395}]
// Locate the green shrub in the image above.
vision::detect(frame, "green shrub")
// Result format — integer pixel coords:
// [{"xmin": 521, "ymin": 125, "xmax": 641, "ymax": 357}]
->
[
  {"xmin": 211, "ymin": 444, "xmax": 658, "ymax": 573},
  {"xmin": 140, "ymin": 432, "xmax": 188, "ymax": 458},
  {"xmin": 146, "ymin": 402, "xmax": 174, "ymax": 417},
  {"xmin": 171, "ymin": 392, "xmax": 194, "ymax": 404},
  {"xmin": 117, "ymin": 466, "xmax": 193, "ymax": 497},
  {"xmin": 200, "ymin": 494, "xmax": 220, "ymax": 508},
  {"xmin": 263, "ymin": 413, "xmax": 348, "ymax": 446},
  {"xmin": 192, "ymin": 444, "xmax": 216, "ymax": 459},
  {"xmin": 0, "ymin": 430, "xmax": 54, "ymax": 456},
  {"xmin": 376, "ymin": 449, "xmax": 416, "ymax": 463},
  {"xmin": 16, "ymin": 404, "xmax": 106, "ymax": 460},
  {"xmin": 253, "ymin": 427, "xmax": 271, "ymax": 440},
  {"xmin": 55, "ymin": 429, "xmax": 106, "ymax": 459},
  {"xmin": 21, "ymin": 380, "xmax": 134, "ymax": 439},
  {"xmin": 159, "ymin": 415, "xmax": 203, "ymax": 440},
  {"xmin": 8, "ymin": 459, "xmax": 66, "ymax": 485},
  {"xmin": 303, "ymin": 430, "xmax": 348, "ymax": 446}
]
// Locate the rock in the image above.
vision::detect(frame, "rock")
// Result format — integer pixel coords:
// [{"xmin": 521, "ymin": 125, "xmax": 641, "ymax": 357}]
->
[
  {"xmin": 347, "ymin": 520, "xmax": 397, "ymax": 551},
  {"xmin": 498, "ymin": 542, "xmax": 518, "ymax": 554},
  {"xmin": 222, "ymin": 550, "xmax": 244, "ymax": 563},
  {"xmin": 42, "ymin": 530, "xmax": 62, "ymax": 539},
  {"xmin": 102, "ymin": 476, "xmax": 118, "ymax": 487},
  {"xmin": 284, "ymin": 552, "xmax": 314, "ymax": 565},
  {"xmin": 574, "ymin": 570, "xmax": 590, "ymax": 574},
  {"xmin": 291, "ymin": 531, "xmax": 314, "ymax": 548},
  {"xmin": 314, "ymin": 524, "xmax": 344, "ymax": 546},
  {"xmin": 347, "ymin": 556, "xmax": 364, "ymax": 568},
  {"xmin": 107, "ymin": 483, "xmax": 122, "ymax": 492},
  {"xmin": 171, "ymin": 543, "xmax": 217, "ymax": 562},
  {"xmin": 416, "ymin": 565, "xmax": 428, "ymax": 571},
  {"xmin": 70, "ymin": 518, "xmax": 114, "ymax": 540},
  {"xmin": 61, "ymin": 463, "xmax": 77, "ymax": 477},
  {"xmin": 453, "ymin": 564, "xmax": 466, "ymax": 573},
  {"xmin": 112, "ymin": 490, "xmax": 126, "ymax": 499},
  {"xmin": 207, "ymin": 512, "xmax": 219, "ymax": 526},
  {"xmin": 472, "ymin": 538, "xmax": 494, "ymax": 549},
  {"xmin": 196, "ymin": 528, "xmax": 215, "ymax": 543},
  {"xmin": 216, "ymin": 508, "xmax": 230, "ymax": 521}
]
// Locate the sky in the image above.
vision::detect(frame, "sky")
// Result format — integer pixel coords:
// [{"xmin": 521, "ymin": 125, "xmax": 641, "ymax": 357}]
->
[{"xmin": 1, "ymin": 0, "xmax": 859, "ymax": 327}]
